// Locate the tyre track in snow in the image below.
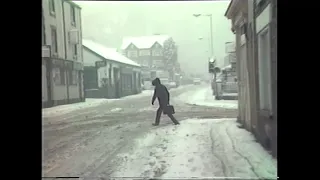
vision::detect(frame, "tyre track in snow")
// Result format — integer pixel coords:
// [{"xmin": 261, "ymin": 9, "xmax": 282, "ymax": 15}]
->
[
  {"xmin": 43, "ymin": 109, "xmax": 237, "ymax": 177},
  {"xmin": 209, "ymin": 120, "xmax": 266, "ymax": 179},
  {"xmin": 225, "ymin": 124, "xmax": 261, "ymax": 179},
  {"xmin": 210, "ymin": 121, "xmax": 228, "ymax": 179},
  {"xmin": 43, "ymin": 114, "xmax": 151, "ymax": 176},
  {"xmin": 42, "ymin": 85, "xmax": 239, "ymax": 177}
]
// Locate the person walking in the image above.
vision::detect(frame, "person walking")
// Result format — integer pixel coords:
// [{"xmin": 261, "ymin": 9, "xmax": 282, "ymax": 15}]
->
[{"xmin": 151, "ymin": 78, "xmax": 180, "ymax": 126}]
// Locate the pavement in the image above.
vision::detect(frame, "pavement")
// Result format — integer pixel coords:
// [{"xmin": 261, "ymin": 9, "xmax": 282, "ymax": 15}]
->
[{"xmin": 42, "ymin": 84, "xmax": 276, "ymax": 179}]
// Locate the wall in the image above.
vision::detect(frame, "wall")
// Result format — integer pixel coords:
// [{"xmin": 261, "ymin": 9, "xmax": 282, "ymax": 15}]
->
[
  {"xmin": 42, "ymin": 60, "xmax": 48, "ymax": 102},
  {"xmin": 42, "ymin": 0, "xmax": 65, "ymax": 59},
  {"xmin": 43, "ymin": 0, "xmax": 84, "ymax": 107},
  {"xmin": 137, "ymin": 49, "xmax": 152, "ymax": 67},
  {"xmin": 270, "ymin": 0, "xmax": 277, "ymax": 157},
  {"xmin": 151, "ymin": 44, "xmax": 165, "ymax": 69},
  {"xmin": 51, "ymin": 61, "xmax": 68, "ymax": 101},
  {"xmin": 63, "ymin": 2, "xmax": 83, "ymax": 101},
  {"xmin": 83, "ymin": 48, "xmax": 139, "ymax": 98},
  {"xmin": 235, "ymin": 26, "xmax": 243, "ymax": 124},
  {"xmin": 247, "ymin": 0, "xmax": 259, "ymax": 132},
  {"xmin": 52, "ymin": 85, "xmax": 68, "ymax": 101},
  {"xmin": 125, "ymin": 44, "xmax": 139, "ymax": 63},
  {"xmin": 69, "ymin": 86, "xmax": 80, "ymax": 99},
  {"xmin": 254, "ymin": 0, "xmax": 277, "ymax": 157},
  {"xmin": 63, "ymin": 1, "xmax": 83, "ymax": 62},
  {"xmin": 83, "ymin": 48, "xmax": 102, "ymax": 66}
]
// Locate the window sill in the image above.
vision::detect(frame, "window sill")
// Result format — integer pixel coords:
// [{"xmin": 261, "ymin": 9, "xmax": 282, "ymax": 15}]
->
[
  {"xmin": 52, "ymin": 53, "xmax": 58, "ymax": 58},
  {"xmin": 50, "ymin": 11, "xmax": 56, "ymax": 17}
]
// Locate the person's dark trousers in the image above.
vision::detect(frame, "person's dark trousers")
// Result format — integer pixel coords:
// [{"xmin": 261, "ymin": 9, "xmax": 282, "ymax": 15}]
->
[{"xmin": 155, "ymin": 106, "xmax": 180, "ymax": 125}]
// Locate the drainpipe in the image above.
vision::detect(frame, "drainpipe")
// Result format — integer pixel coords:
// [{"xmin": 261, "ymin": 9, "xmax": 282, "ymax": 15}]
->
[
  {"xmin": 42, "ymin": 7, "xmax": 46, "ymax": 45},
  {"xmin": 62, "ymin": 0, "xmax": 70, "ymax": 103},
  {"xmin": 79, "ymin": 8, "xmax": 84, "ymax": 100}
]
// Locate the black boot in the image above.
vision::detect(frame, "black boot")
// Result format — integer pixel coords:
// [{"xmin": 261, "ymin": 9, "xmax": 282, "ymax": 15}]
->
[{"xmin": 168, "ymin": 114, "xmax": 179, "ymax": 125}]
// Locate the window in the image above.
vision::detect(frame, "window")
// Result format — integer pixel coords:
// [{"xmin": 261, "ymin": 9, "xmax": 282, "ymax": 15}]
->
[
  {"xmin": 152, "ymin": 50, "xmax": 162, "ymax": 56},
  {"xmin": 70, "ymin": 6, "xmax": 76, "ymax": 26},
  {"xmin": 42, "ymin": 22, "xmax": 45, "ymax": 45},
  {"xmin": 256, "ymin": 0, "xmax": 263, "ymax": 5},
  {"xmin": 127, "ymin": 51, "xmax": 138, "ymax": 57},
  {"xmin": 69, "ymin": 70, "xmax": 78, "ymax": 85},
  {"xmin": 152, "ymin": 59, "xmax": 164, "ymax": 67},
  {"xmin": 51, "ymin": 26, "xmax": 58, "ymax": 54},
  {"xmin": 258, "ymin": 28, "xmax": 272, "ymax": 112},
  {"xmin": 53, "ymin": 68, "xmax": 65, "ymax": 85},
  {"xmin": 49, "ymin": 0, "xmax": 55, "ymax": 16},
  {"xmin": 139, "ymin": 50, "xmax": 151, "ymax": 56},
  {"xmin": 42, "ymin": 8, "xmax": 46, "ymax": 45},
  {"xmin": 240, "ymin": 24, "xmax": 246, "ymax": 35},
  {"xmin": 109, "ymin": 67, "xmax": 112, "ymax": 85},
  {"xmin": 142, "ymin": 59, "xmax": 149, "ymax": 67},
  {"xmin": 72, "ymin": 44, "xmax": 78, "ymax": 58}
]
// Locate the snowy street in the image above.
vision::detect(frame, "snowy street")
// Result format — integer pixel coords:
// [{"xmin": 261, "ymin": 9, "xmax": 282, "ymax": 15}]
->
[{"xmin": 42, "ymin": 84, "xmax": 276, "ymax": 179}]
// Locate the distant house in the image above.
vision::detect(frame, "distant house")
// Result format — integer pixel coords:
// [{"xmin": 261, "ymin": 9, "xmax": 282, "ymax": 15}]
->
[
  {"xmin": 83, "ymin": 39, "xmax": 142, "ymax": 99},
  {"xmin": 120, "ymin": 35, "xmax": 178, "ymax": 82},
  {"xmin": 225, "ymin": 0, "xmax": 277, "ymax": 157}
]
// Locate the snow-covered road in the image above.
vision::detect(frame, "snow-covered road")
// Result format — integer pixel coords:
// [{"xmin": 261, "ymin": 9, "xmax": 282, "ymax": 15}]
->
[
  {"xmin": 42, "ymin": 84, "xmax": 276, "ymax": 179},
  {"xmin": 112, "ymin": 118, "xmax": 277, "ymax": 179}
]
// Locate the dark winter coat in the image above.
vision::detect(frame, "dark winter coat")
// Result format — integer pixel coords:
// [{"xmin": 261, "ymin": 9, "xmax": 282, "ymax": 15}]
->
[{"xmin": 151, "ymin": 78, "xmax": 170, "ymax": 107}]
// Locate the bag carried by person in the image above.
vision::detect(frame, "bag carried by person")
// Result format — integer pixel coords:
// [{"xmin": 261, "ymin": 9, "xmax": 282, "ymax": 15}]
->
[{"xmin": 163, "ymin": 105, "xmax": 175, "ymax": 115}]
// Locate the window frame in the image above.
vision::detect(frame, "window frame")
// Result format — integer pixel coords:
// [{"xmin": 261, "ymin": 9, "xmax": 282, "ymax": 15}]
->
[
  {"xmin": 70, "ymin": 5, "xmax": 76, "ymax": 26},
  {"xmin": 50, "ymin": 26, "xmax": 58, "ymax": 55},
  {"xmin": 258, "ymin": 26, "xmax": 272, "ymax": 113},
  {"xmin": 49, "ymin": 0, "xmax": 56, "ymax": 17}
]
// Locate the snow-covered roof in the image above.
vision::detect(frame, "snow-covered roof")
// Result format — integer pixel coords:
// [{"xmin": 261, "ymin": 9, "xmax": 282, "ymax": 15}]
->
[
  {"xmin": 83, "ymin": 39, "xmax": 140, "ymax": 67},
  {"xmin": 121, "ymin": 35, "xmax": 171, "ymax": 49}
]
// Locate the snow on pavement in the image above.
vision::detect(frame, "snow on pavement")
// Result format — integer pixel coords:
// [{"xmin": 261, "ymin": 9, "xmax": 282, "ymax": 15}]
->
[
  {"xmin": 42, "ymin": 98, "xmax": 116, "ymax": 117},
  {"xmin": 178, "ymin": 86, "xmax": 238, "ymax": 109},
  {"xmin": 42, "ymin": 90, "xmax": 154, "ymax": 117},
  {"xmin": 42, "ymin": 85, "xmax": 192, "ymax": 118},
  {"xmin": 112, "ymin": 118, "xmax": 277, "ymax": 179}
]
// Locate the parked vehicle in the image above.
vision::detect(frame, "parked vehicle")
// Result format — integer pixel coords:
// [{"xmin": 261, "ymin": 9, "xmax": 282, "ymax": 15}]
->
[
  {"xmin": 169, "ymin": 81, "xmax": 177, "ymax": 89},
  {"xmin": 174, "ymin": 73, "xmax": 181, "ymax": 87},
  {"xmin": 214, "ymin": 65, "xmax": 238, "ymax": 100},
  {"xmin": 193, "ymin": 78, "xmax": 201, "ymax": 85},
  {"xmin": 142, "ymin": 80, "xmax": 153, "ymax": 90},
  {"xmin": 160, "ymin": 78, "xmax": 171, "ymax": 90}
]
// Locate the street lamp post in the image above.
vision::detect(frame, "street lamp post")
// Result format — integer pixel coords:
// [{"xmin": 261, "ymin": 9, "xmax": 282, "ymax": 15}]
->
[
  {"xmin": 198, "ymin": 37, "xmax": 210, "ymax": 58},
  {"xmin": 194, "ymin": 13, "xmax": 218, "ymax": 96},
  {"xmin": 193, "ymin": 14, "xmax": 214, "ymax": 58}
]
